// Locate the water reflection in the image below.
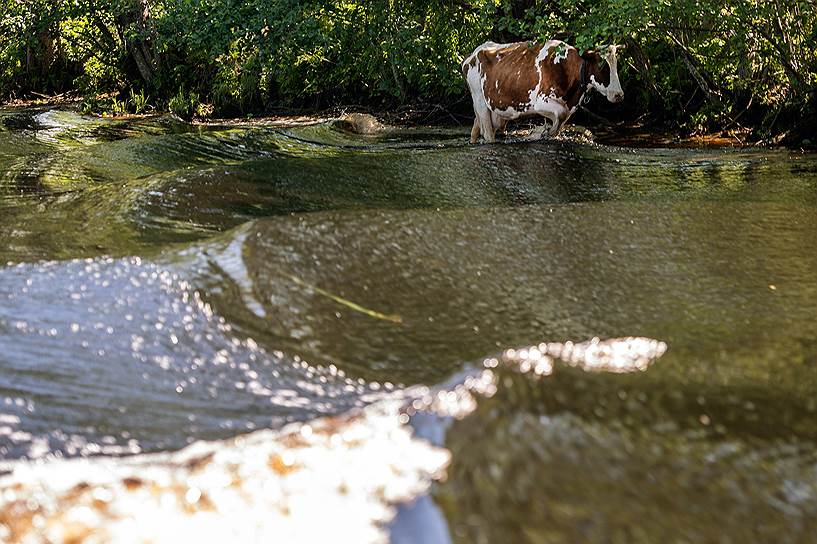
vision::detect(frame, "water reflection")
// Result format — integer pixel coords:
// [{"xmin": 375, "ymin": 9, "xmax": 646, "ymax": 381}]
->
[
  {"xmin": 436, "ymin": 367, "xmax": 817, "ymax": 542},
  {"xmin": 2, "ymin": 107, "xmax": 816, "ymax": 264}
]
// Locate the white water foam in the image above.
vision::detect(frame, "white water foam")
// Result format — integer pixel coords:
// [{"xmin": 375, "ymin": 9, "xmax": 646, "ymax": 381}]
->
[{"xmin": 0, "ymin": 337, "xmax": 666, "ymax": 543}]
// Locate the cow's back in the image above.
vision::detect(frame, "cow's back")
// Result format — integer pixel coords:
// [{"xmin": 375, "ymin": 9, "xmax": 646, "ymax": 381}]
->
[{"xmin": 469, "ymin": 40, "xmax": 583, "ymax": 114}]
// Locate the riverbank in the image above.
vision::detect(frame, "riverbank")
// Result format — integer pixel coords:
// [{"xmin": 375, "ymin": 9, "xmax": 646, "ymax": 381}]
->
[
  {"xmin": 5, "ymin": 97, "xmax": 812, "ymax": 150},
  {"xmin": 4, "ymin": 0, "xmax": 815, "ymax": 153}
]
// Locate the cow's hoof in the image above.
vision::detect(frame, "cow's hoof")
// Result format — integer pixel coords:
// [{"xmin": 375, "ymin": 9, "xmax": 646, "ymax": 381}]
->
[{"xmin": 525, "ymin": 126, "xmax": 549, "ymax": 141}]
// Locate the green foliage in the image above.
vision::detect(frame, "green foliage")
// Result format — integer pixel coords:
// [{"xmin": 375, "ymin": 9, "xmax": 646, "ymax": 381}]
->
[
  {"xmin": 168, "ymin": 89, "xmax": 200, "ymax": 120},
  {"xmin": 489, "ymin": 0, "xmax": 817, "ymax": 135},
  {"xmin": 79, "ymin": 94, "xmax": 102, "ymax": 116},
  {"xmin": 110, "ymin": 96, "xmax": 128, "ymax": 116},
  {"xmin": 0, "ymin": 0, "xmax": 814, "ymax": 137},
  {"xmin": 128, "ymin": 88, "xmax": 149, "ymax": 114}
]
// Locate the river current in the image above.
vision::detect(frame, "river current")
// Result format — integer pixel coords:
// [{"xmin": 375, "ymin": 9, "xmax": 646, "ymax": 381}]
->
[{"xmin": 1, "ymin": 109, "xmax": 816, "ymax": 542}]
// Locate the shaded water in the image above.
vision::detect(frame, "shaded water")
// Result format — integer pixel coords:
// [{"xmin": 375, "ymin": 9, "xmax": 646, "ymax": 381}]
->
[{"xmin": 1, "ymin": 108, "xmax": 817, "ymax": 541}]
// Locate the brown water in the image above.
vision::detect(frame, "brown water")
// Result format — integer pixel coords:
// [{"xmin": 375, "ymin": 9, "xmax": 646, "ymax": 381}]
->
[{"xmin": 1, "ymin": 108, "xmax": 817, "ymax": 542}]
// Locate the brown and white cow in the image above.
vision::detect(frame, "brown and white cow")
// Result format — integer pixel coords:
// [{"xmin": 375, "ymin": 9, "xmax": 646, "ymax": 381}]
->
[{"xmin": 462, "ymin": 40, "xmax": 624, "ymax": 143}]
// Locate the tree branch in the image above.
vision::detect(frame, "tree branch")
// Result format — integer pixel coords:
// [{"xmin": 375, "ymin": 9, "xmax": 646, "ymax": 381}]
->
[
  {"xmin": 665, "ymin": 31, "xmax": 724, "ymax": 106},
  {"xmin": 752, "ymin": 24, "xmax": 805, "ymax": 96}
]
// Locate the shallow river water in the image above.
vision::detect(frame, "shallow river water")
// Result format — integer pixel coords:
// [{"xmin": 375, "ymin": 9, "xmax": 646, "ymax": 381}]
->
[{"xmin": 1, "ymin": 109, "xmax": 816, "ymax": 542}]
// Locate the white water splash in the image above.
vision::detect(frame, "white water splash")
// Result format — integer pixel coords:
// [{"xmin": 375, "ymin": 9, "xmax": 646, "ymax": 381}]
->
[{"xmin": 0, "ymin": 337, "xmax": 666, "ymax": 543}]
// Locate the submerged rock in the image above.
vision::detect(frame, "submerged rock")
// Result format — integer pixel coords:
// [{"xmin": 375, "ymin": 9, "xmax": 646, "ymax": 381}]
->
[{"xmin": 335, "ymin": 113, "xmax": 384, "ymax": 135}]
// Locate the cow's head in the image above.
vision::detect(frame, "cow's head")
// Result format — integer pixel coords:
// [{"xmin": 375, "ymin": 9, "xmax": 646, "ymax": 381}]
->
[{"xmin": 583, "ymin": 45, "xmax": 625, "ymax": 103}]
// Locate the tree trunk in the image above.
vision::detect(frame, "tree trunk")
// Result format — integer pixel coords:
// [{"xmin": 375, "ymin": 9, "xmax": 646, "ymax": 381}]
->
[
  {"xmin": 25, "ymin": 7, "xmax": 59, "ymax": 80},
  {"xmin": 116, "ymin": 0, "xmax": 159, "ymax": 86}
]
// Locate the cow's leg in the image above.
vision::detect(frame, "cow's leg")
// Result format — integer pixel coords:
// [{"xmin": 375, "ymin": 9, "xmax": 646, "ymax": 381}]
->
[
  {"xmin": 524, "ymin": 125, "xmax": 544, "ymax": 141},
  {"xmin": 535, "ymin": 112, "xmax": 557, "ymax": 139},
  {"xmin": 492, "ymin": 112, "xmax": 508, "ymax": 136},
  {"xmin": 548, "ymin": 104, "xmax": 571, "ymax": 137},
  {"xmin": 470, "ymin": 117, "xmax": 480, "ymax": 144},
  {"xmin": 530, "ymin": 98, "xmax": 571, "ymax": 139},
  {"xmin": 478, "ymin": 108, "xmax": 496, "ymax": 143},
  {"xmin": 549, "ymin": 109, "xmax": 571, "ymax": 136}
]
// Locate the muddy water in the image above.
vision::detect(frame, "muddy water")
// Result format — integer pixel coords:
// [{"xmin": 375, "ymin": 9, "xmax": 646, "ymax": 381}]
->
[{"xmin": 1, "ymin": 108, "xmax": 817, "ymax": 542}]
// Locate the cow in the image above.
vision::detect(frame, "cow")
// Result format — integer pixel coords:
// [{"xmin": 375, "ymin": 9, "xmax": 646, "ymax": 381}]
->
[{"xmin": 462, "ymin": 40, "xmax": 625, "ymax": 143}]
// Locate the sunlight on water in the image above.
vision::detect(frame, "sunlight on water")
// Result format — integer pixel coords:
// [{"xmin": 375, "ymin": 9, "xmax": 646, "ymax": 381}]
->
[{"xmin": 0, "ymin": 256, "xmax": 391, "ymax": 460}]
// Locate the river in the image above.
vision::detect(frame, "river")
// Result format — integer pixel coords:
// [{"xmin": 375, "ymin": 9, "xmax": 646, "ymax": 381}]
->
[{"xmin": 1, "ymin": 108, "xmax": 816, "ymax": 542}]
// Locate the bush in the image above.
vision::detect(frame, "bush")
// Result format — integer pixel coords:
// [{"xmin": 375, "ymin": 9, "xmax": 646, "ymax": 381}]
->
[
  {"xmin": 128, "ymin": 88, "xmax": 149, "ymax": 114},
  {"xmin": 168, "ymin": 89, "xmax": 200, "ymax": 120},
  {"xmin": 0, "ymin": 0, "xmax": 814, "ymax": 138},
  {"xmin": 488, "ymin": 0, "xmax": 817, "ymax": 136}
]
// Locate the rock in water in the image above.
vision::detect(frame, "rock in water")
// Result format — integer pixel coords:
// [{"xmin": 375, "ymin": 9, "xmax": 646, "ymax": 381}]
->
[{"xmin": 336, "ymin": 113, "xmax": 383, "ymax": 135}]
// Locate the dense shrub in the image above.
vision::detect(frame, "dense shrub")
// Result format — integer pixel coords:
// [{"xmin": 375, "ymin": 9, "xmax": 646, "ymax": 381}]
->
[
  {"xmin": 492, "ymin": 0, "xmax": 817, "ymax": 136},
  {"xmin": 1, "ymin": 0, "xmax": 814, "ymax": 137}
]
